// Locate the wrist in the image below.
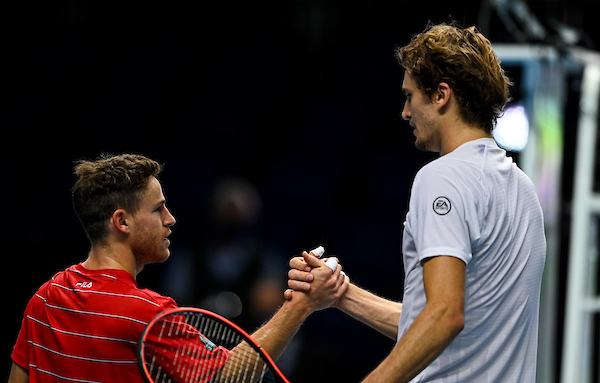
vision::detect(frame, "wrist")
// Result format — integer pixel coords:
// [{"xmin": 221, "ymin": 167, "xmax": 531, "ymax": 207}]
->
[
  {"xmin": 281, "ymin": 292, "xmax": 317, "ymax": 320},
  {"xmin": 333, "ymin": 282, "xmax": 354, "ymax": 312}
]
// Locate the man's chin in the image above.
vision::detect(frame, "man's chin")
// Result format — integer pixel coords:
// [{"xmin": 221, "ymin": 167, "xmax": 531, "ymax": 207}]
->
[
  {"xmin": 138, "ymin": 251, "xmax": 171, "ymax": 268},
  {"xmin": 415, "ymin": 140, "xmax": 430, "ymax": 152},
  {"xmin": 415, "ymin": 137, "xmax": 439, "ymax": 153},
  {"xmin": 157, "ymin": 250, "xmax": 171, "ymax": 263}
]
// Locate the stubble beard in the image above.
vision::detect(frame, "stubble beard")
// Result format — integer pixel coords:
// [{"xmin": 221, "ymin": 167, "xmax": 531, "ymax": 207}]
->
[
  {"xmin": 131, "ymin": 228, "xmax": 170, "ymax": 268},
  {"xmin": 413, "ymin": 118, "xmax": 440, "ymax": 153},
  {"xmin": 414, "ymin": 133, "xmax": 437, "ymax": 153}
]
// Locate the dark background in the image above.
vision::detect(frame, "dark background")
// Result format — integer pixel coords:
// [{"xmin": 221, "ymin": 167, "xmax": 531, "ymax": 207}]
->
[{"xmin": 4, "ymin": 0, "xmax": 597, "ymax": 381}]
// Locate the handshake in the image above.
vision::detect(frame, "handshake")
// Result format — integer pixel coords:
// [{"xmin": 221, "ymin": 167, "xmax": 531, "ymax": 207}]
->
[{"xmin": 283, "ymin": 246, "xmax": 351, "ymax": 312}]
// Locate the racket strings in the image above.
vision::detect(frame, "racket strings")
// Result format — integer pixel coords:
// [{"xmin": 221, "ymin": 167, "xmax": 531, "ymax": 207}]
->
[
  {"xmin": 144, "ymin": 313, "xmax": 276, "ymax": 383},
  {"xmin": 187, "ymin": 313, "xmax": 268, "ymax": 382},
  {"xmin": 218, "ymin": 343, "xmax": 268, "ymax": 383}
]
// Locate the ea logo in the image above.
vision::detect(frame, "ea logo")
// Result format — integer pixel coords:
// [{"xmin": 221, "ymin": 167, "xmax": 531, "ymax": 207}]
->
[{"xmin": 433, "ymin": 197, "xmax": 451, "ymax": 215}]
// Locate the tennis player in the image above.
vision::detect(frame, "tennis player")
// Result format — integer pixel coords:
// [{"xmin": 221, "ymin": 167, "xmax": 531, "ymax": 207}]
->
[
  {"xmin": 9, "ymin": 154, "xmax": 348, "ymax": 383},
  {"xmin": 287, "ymin": 23, "xmax": 546, "ymax": 382}
]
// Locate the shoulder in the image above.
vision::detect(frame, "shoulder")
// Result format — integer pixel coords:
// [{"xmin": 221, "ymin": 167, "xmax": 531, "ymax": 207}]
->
[
  {"xmin": 414, "ymin": 138, "xmax": 500, "ymax": 182},
  {"xmin": 136, "ymin": 287, "xmax": 178, "ymax": 311},
  {"xmin": 413, "ymin": 156, "xmax": 482, "ymax": 191},
  {"xmin": 91, "ymin": 272, "xmax": 178, "ymax": 312},
  {"xmin": 28, "ymin": 266, "xmax": 74, "ymax": 301},
  {"xmin": 409, "ymin": 155, "xmax": 488, "ymax": 221},
  {"xmin": 57, "ymin": 263, "xmax": 177, "ymax": 313},
  {"xmin": 20, "ymin": 266, "xmax": 75, "ymax": 321}
]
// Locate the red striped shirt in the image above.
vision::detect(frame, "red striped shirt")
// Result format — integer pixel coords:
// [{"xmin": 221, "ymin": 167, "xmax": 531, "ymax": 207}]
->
[{"xmin": 12, "ymin": 263, "xmax": 177, "ymax": 382}]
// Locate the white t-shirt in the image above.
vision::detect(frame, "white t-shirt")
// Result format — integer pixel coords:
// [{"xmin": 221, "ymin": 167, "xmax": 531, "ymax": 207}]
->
[{"xmin": 399, "ymin": 138, "xmax": 546, "ymax": 382}]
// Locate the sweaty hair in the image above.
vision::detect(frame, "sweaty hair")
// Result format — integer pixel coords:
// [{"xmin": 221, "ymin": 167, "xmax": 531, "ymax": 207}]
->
[
  {"xmin": 72, "ymin": 154, "xmax": 162, "ymax": 244},
  {"xmin": 396, "ymin": 23, "xmax": 511, "ymax": 133}
]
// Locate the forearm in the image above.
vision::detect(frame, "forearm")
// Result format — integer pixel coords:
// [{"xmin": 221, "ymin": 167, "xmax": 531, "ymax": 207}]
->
[
  {"xmin": 217, "ymin": 301, "xmax": 310, "ymax": 383},
  {"xmin": 336, "ymin": 283, "xmax": 402, "ymax": 339},
  {"xmin": 252, "ymin": 256, "xmax": 349, "ymax": 360},
  {"xmin": 250, "ymin": 297, "xmax": 312, "ymax": 360}
]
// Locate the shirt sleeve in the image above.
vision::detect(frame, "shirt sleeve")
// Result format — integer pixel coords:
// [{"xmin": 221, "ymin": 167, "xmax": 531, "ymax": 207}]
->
[
  {"xmin": 11, "ymin": 297, "xmax": 34, "ymax": 370},
  {"xmin": 158, "ymin": 295, "xmax": 178, "ymax": 311},
  {"xmin": 409, "ymin": 161, "xmax": 483, "ymax": 265},
  {"xmin": 144, "ymin": 315, "xmax": 229, "ymax": 383}
]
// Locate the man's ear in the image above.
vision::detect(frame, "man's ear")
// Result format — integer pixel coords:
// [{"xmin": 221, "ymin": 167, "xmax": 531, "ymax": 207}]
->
[
  {"xmin": 434, "ymin": 82, "xmax": 452, "ymax": 110},
  {"xmin": 111, "ymin": 209, "xmax": 131, "ymax": 234}
]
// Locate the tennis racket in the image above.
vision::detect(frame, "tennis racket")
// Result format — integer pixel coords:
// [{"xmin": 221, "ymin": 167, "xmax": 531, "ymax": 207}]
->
[{"xmin": 138, "ymin": 307, "xmax": 290, "ymax": 383}]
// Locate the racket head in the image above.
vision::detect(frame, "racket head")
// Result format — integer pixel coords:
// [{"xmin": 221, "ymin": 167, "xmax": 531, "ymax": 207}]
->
[{"xmin": 138, "ymin": 307, "xmax": 290, "ymax": 383}]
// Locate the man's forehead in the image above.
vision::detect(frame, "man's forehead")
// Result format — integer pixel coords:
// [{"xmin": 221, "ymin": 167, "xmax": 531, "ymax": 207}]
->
[
  {"xmin": 402, "ymin": 72, "xmax": 416, "ymax": 89},
  {"xmin": 144, "ymin": 177, "xmax": 165, "ymax": 202}
]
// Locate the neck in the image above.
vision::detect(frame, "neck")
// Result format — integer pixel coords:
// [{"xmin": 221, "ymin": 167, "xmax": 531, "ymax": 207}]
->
[
  {"xmin": 83, "ymin": 242, "xmax": 139, "ymax": 278},
  {"xmin": 439, "ymin": 122, "xmax": 491, "ymax": 156}
]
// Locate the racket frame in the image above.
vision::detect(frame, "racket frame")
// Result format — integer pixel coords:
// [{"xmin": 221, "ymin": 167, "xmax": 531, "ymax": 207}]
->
[{"xmin": 137, "ymin": 307, "xmax": 290, "ymax": 383}]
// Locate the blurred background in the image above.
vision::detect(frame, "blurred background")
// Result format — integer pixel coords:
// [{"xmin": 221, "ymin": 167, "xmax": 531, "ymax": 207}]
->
[{"xmin": 4, "ymin": 0, "xmax": 600, "ymax": 381}]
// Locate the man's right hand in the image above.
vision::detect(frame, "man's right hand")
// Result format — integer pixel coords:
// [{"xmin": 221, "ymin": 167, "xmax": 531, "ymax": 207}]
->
[{"xmin": 284, "ymin": 251, "xmax": 349, "ymax": 310}]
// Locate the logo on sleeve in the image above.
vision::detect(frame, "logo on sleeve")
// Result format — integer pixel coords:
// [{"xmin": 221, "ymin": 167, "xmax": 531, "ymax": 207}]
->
[{"xmin": 433, "ymin": 197, "xmax": 451, "ymax": 215}]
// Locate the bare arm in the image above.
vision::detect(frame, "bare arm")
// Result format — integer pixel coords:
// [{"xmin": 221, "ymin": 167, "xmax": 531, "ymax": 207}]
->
[
  {"xmin": 287, "ymin": 253, "xmax": 402, "ymax": 339},
  {"xmin": 336, "ymin": 283, "xmax": 402, "ymax": 339},
  {"xmin": 217, "ymin": 255, "xmax": 349, "ymax": 382},
  {"xmin": 252, "ymin": 253, "xmax": 348, "ymax": 360},
  {"xmin": 8, "ymin": 362, "xmax": 28, "ymax": 383},
  {"xmin": 361, "ymin": 256, "xmax": 465, "ymax": 383}
]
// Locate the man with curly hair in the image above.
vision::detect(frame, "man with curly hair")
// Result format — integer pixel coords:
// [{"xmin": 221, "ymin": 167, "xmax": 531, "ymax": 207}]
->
[
  {"xmin": 287, "ymin": 23, "xmax": 546, "ymax": 382},
  {"xmin": 9, "ymin": 154, "xmax": 348, "ymax": 383}
]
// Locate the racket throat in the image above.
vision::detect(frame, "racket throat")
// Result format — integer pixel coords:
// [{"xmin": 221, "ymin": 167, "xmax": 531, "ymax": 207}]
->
[{"xmin": 199, "ymin": 333, "xmax": 217, "ymax": 351}]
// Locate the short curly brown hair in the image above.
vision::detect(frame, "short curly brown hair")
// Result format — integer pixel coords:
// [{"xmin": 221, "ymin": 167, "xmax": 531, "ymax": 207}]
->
[
  {"xmin": 72, "ymin": 154, "xmax": 162, "ymax": 244},
  {"xmin": 397, "ymin": 23, "xmax": 511, "ymax": 133}
]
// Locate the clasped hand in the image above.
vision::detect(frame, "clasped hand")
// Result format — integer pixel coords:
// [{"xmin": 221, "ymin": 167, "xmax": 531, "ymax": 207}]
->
[{"xmin": 284, "ymin": 250, "xmax": 350, "ymax": 311}]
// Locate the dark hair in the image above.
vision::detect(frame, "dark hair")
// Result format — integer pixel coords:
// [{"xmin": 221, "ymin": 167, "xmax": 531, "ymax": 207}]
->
[
  {"xmin": 72, "ymin": 154, "xmax": 161, "ymax": 244},
  {"xmin": 396, "ymin": 23, "xmax": 511, "ymax": 133}
]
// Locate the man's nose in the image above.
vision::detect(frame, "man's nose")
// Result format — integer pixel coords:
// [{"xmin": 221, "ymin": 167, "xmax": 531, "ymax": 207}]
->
[
  {"xmin": 401, "ymin": 101, "xmax": 410, "ymax": 121},
  {"xmin": 164, "ymin": 207, "xmax": 176, "ymax": 227}
]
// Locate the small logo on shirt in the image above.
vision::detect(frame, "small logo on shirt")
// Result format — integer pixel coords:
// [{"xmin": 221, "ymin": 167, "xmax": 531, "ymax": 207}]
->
[
  {"xmin": 75, "ymin": 281, "xmax": 93, "ymax": 288},
  {"xmin": 433, "ymin": 197, "xmax": 451, "ymax": 215}
]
